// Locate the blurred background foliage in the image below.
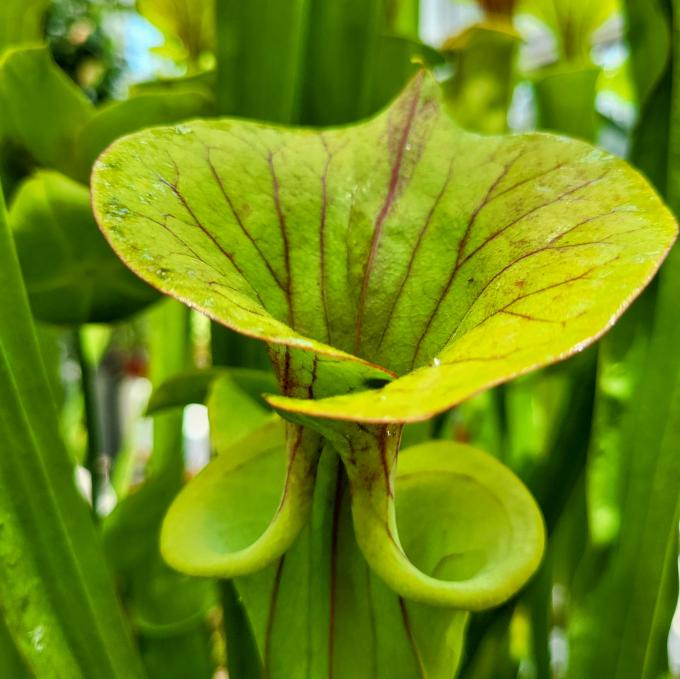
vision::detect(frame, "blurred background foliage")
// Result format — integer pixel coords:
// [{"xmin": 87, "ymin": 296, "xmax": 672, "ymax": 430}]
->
[{"xmin": 0, "ymin": 0, "xmax": 678, "ymax": 677}]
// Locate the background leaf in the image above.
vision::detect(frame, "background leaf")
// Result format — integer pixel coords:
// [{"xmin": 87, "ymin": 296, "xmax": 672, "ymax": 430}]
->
[
  {"xmin": 0, "ymin": 177, "xmax": 145, "ymax": 677},
  {"xmin": 9, "ymin": 170, "xmax": 157, "ymax": 324}
]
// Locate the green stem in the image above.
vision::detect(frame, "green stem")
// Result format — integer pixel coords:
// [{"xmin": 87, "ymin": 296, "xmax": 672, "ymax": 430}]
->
[
  {"xmin": 221, "ymin": 581, "xmax": 263, "ymax": 679},
  {"xmin": 74, "ymin": 328, "xmax": 104, "ymax": 517}
]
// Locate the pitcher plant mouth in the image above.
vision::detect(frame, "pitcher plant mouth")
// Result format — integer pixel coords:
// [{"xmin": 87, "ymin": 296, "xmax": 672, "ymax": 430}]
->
[
  {"xmin": 160, "ymin": 415, "xmax": 546, "ymax": 611},
  {"xmin": 93, "ymin": 65, "xmax": 675, "ymax": 627}
]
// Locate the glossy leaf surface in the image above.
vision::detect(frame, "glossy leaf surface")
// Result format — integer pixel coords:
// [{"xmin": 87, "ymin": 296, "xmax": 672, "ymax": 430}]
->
[
  {"xmin": 9, "ymin": 171, "xmax": 157, "ymax": 324},
  {"xmin": 93, "ymin": 71, "xmax": 676, "ymax": 423}
]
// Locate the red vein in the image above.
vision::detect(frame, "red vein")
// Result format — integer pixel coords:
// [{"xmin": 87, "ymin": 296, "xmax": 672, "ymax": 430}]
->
[
  {"xmin": 319, "ymin": 136, "xmax": 333, "ymax": 343},
  {"xmin": 440, "ymin": 263, "xmax": 604, "ymax": 358},
  {"xmin": 398, "ymin": 598, "xmax": 427, "ymax": 679},
  {"xmin": 268, "ymin": 151, "xmax": 295, "ymax": 325},
  {"xmin": 158, "ymin": 174, "xmax": 256, "ymax": 284},
  {"xmin": 376, "ymin": 159, "xmax": 454, "ymax": 349},
  {"xmin": 133, "ymin": 209, "xmax": 269, "ymax": 310},
  {"xmin": 490, "ymin": 159, "xmax": 567, "ymax": 203},
  {"xmin": 454, "ymin": 150, "xmax": 526, "ymax": 271},
  {"xmin": 205, "ymin": 149, "xmax": 286, "ymax": 292},
  {"xmin": 500, "ymin": 309, "xmax": 558, "ymax": 323},
  {"xmin": 307, "ymin": 354, "xmax": 319, "ymax": 398},
  {"xmin": 459, "ymin": 172, "xmax": 609, "ymax": 269},
  {"xmin": 354, "ymin": 76, "xmax": 423, "ymax": 353},
  {"xmin": 410, "ymin": 174, "xmax": 610, "ymax": 366},
  {"xmin": 378, "ymin": 427, "xmax": 393, "ymax": 499}
]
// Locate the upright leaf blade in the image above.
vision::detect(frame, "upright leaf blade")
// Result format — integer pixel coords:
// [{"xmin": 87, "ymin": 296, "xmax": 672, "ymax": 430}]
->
[
  {"xmin": 0, "ymin": 46, "xmax": 94, "ymax": 177},
  {"xmin": 0, "ymin": 180, "xmax": 144, "ymax": 676},
  {"xmin": 9, "ymin": 170, "xmax": 157, "ymax": 324}
]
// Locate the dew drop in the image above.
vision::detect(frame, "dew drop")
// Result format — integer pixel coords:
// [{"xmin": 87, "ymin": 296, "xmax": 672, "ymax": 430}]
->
[
  {"xmin": 432, "ymin": 357, "xmax": 441, "ymax": 367},
  {"xmin": 31, "ymin": 626, "xmax": 45, "ymax": 653}
]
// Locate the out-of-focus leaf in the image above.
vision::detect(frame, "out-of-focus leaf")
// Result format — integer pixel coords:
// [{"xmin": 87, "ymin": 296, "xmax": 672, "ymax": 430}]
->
[
  {"xmin": 146, "ymin": 367, "xmax": 277, "ymax": 415},
  {"xmin": 532, "ymin": 65, "xmax": 601, "ymax": 140},
  {"xmin": 130, "ymin": 70, "xmax": 216, "ymax": 96},
  {"xmin": 215, "ymin": 0, "xmax": 420, "ymax": 126},
  {"xmin": 0, "ymin": 0, "xmax": 49, "ymax": 52},
  {"xmin": 568, "ymin": 2, "xmax": 680, "ymax": 673},
  {"xmin": 207, "ymin": 372, "xmax": 273, "ymax": 452},
  {"xmin": 517, "ymin": 0, "xmax": 618, "ymax": 62},
  {"xmin": 300, "ymin": 0, "xmax": 421, "ymax": 124},
  {"xmin": 585, "ymin": 297, "xmax": 651, "ymax": 546},
  {"xmin": 141, "ymin": 626, "xmax": 215, "ymax": 679},
  {"xmin": 568, "ymin": 250, "xmax": 680, "ymax": 679},
  {"xmin": 72, "ymin": 90, "xmax": 216, "ymax": 182},
  {"xmin": 104, "ymin": 299, "xmax": 217, "ymax": 676},
  {"xmin": 215, "ymin": 0, "xmax": 310, "ymax": 122},
  {"xmin": 0, "ymin": 46, "xmax": 93, "ymax": 177},
  {"xmin": 9, "ymin": 170, "xmax": 157, "ymax": 324},
  {"xmin": 443, "ymin": 23, "xmax": 520, "ymax": 134},
  {"xmin": 0, "ymin": 178, "xmax": 144, "ymax": 676},
  {"xmin": 131, "ymin": 557, "xmax": 216, "ymax": 636},
  {"xmin": 624, "ymin": 0, "xmax": 671, "ymax": 106},
  {"xmin": 137, "ymin": 0, "xmax": 214, "ymax": 66},
  {"xmin": 0, "ymin": 614, "xmax": 29, "ymax": 678}
]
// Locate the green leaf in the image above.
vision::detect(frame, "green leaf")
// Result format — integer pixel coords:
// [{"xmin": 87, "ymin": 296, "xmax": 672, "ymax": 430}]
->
[
  {"xmin": 0, "ymin": 176, "xmax": 144, "ymax": 675},
  {"xmin": 207, "ymin": 372, "xmax": 274, "ymax": 452},
  {"xmin": 393, "ymin": 438, "xmax": 545, "ymax": 609},
  {"xmin": 0, "ymin": 0, "xmax": 49, "ymax": 52},
  {"xmin": 235, "ymin": 448, "xmax": 469, "ymax": 679},
  {"xmin": 585, "ymin": 297, "xmax": 651, "ymax": 546},
  {"xmin": 517, "ymin": 0, "xmax": 617, "ymax": 63},
  {"xmin": 532, "ymin": 65, "xmax": 601, "ymax": 140},
  {"xmin": 443, "ymin": 23, "xmax": 520, "ymax": 134},
  {"xmin": 299, "ymin": 0, "xmax": 422, "ymax": 124},
  {"xmin": 137, "ymin": 0, "xmax": 214, "ymax": 66},
  {"xmin": 104, "ymin": 299, "xmax": 217, "ymax": 676},
  {"xmin": 0, "ymin": 608, "xmax": 29, "ymax": 678},
  {"xmin": 566, "ymin": 2, "xmax": 680, "ymax": 673},
  {"xmin": 146, "ymin": 367, "xmax": 277, "ymax": 415},
  {"xmin": 163, "ymin": 416, "xmax": 542, "ymax": 675},
  {"xmin": 9, "ymin": 170, "xmax": 157, "ymax": 324},
  {"xmin": 215, "ymin": 0, "xmax": 310, "ymax": 122},
  {"xmin": 72, "ymin": 90, "xmax": 216, "ymax": 183},
  {"xmin": 0, "ymin": 46, "xmax": 94, "ymax": 177},
  {"xmin": 161, "ymin": 417, "xmax": 321, "ymax": 578},
  {"xmin": 140, "ymin": 626, "xmax": 215, "ymax": 679},
  {"xmin": 93, "ymin": 71, "xmax": 677, "ymax": 424},
  {"xmin": 624, "ymin": 0, "xmax": 671, "ymax": 107}
]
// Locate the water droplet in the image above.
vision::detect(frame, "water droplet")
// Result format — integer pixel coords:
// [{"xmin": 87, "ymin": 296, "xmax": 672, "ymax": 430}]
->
[
  {"xmin": 432, "ymin": 357, "xmax": 441, "ymax": 367},
  {"xmin": 31, "ymin": 626, "xmax": 45, "ymax": 653}
]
